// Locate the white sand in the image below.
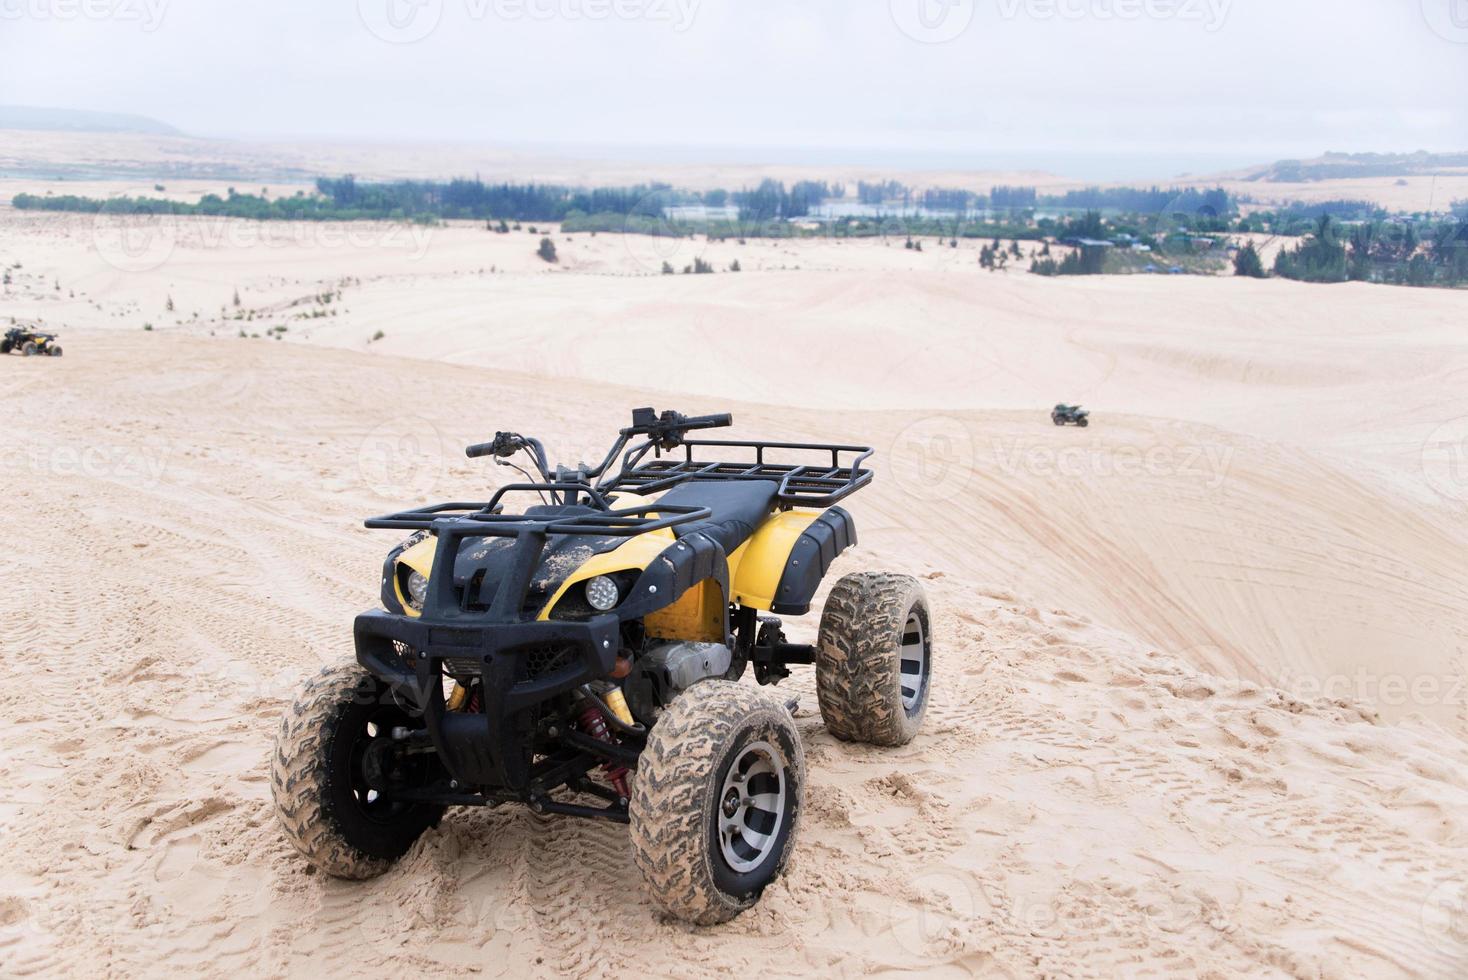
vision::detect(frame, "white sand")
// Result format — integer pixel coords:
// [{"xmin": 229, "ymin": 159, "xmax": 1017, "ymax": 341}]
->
[{"xmin": 1, "ymin": 201, "xmax": 1467, "ymax": 977}]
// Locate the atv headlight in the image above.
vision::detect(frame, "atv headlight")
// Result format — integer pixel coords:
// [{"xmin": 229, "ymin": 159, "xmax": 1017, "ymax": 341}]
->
[
  {"xmin": 584, "ymin": 575, "xmax": 620, "ymax": 612},
  {"xmin": 405, "ymin": 569, "xmax": 429, "ymax": 610}
]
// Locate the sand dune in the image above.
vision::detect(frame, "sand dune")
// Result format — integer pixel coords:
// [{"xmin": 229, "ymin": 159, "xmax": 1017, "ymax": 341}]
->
[
  {"xmin": 3, "ymin": 196, "xmax": 1468, "ymax": 977},
  {"xmin": 7, "ymin": 210, "xmax": 1467, "ymax": 728},
  {"xmin": 0, "ymin": 332, "xmax": 1465, "ymax": 977}
]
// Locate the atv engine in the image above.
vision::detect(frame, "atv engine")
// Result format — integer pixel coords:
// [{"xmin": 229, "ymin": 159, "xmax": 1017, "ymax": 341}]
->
[{"xmin": 623, "ymin": 641, "xmax": 732, "ymax": 724}]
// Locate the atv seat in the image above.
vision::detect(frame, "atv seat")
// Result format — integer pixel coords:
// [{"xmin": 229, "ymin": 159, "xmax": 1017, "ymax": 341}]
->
[{"xmin": 656, "ymin": 479, "xmax": 780, "ymax": 554}]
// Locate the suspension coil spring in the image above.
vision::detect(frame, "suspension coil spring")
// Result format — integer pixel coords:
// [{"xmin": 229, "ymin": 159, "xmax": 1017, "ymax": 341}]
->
[{"xmin": 577, "ymin": 703, "xmax": 630, "ymax": 800}]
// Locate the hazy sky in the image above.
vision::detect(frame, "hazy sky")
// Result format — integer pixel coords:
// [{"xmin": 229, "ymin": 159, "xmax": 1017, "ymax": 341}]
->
[{"xmin": 3, "ymin": 0, "xmax": 1465, "ymax": 177}]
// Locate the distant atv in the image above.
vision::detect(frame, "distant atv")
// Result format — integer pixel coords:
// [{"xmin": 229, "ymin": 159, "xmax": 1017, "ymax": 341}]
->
[
  {"xmin": 1052, "ymin": 404, "xmax": 1089, "ymax": 427},
  {"xmin": 1, "ymin": 327, "xmax": 62, "ymax": 357}
]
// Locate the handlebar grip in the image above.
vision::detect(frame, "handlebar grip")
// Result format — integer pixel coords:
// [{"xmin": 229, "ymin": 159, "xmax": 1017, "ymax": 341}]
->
[
  {"xmin": 684, "ymin": 413, "xmax": 733, "ymax": 429},
  {"xmin": 466, "ymin": 442, "xmax": 497, "ymax": 459}
]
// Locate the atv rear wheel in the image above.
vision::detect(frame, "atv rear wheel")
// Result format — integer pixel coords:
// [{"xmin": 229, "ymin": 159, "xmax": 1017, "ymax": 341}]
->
[
  {"xmin": 21, "ymin": 342, "xmax": 36, "ymax": 356},
  {"xmin": 629, "ymin": 680, "xmax": 803, "ymax": 924},
  {"xmin": 816, "ymin": 572, "xmax": 932, "ymax": 746},
  {"xmin": 271, "ymin": 663, "xmax": 443, "ymax": 880},
  {"xmin": 0, "ymin": 340, "xmax": 10, "ymax": 354}
]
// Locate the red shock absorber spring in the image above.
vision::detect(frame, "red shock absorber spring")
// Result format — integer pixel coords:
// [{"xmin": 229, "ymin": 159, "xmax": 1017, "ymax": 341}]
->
[{"xmin": 577, "ymin": 703, "xmax": 630, "ymax": 800}]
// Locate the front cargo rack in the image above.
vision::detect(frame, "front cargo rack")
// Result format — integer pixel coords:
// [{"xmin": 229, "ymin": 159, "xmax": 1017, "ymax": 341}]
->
[
  {"xmin": 364, "ymin": 483, "xmax": 712, "ymax": 537},
  {"xmin": 608, "ymin": 439, "xmax": 873, "ymax": 508}
]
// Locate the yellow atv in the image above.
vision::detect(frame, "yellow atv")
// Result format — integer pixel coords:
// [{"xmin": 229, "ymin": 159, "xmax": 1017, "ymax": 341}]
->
[
  {"xmin": 272, "ymin": 408, "xmax": 933, "ymax": 924},
  {"xmin": 1, "ymin": 327, "xmax": 62, "ymax": 357}
]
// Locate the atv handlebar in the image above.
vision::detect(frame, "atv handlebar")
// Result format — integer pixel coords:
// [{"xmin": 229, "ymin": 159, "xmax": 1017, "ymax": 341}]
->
[
  {"xmin": 466, "ymin": 432, "xmax": 531, "ymax": 460},
  {"xmin": 681, "ymin": 413, "xmax": 733, "ymax": 431},
  {"xmin": 463, "ymin": 409, "xmax": 734, "ymax": 500},
  {"xmin": 621, "ymin": 408, "xmax": 732, "ymax": 451}
]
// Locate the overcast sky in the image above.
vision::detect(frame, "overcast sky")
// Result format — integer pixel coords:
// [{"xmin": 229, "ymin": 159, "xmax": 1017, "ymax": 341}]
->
[{"xmin": 2, "ymin": 0, "xmax": 1464, "ymax": 178}]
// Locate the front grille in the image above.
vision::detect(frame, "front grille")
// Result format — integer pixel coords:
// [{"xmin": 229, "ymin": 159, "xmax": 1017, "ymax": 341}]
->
[
  {"xmin": 443, "ymin": 655, "xmax": 484, "ymax": 679},
  {"xmin": 517, "ymin": 643, "xmax": 577, "ymax": 682},
  {"xmin": 391, "ymin": 640, "xmax": 419, "ymax": 670}
]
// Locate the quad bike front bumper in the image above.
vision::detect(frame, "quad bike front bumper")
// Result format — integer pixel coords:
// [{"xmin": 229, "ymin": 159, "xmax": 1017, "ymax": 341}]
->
[{"xmin": 354, "ymin": 609, "xmax": 621, "ymax": 791}]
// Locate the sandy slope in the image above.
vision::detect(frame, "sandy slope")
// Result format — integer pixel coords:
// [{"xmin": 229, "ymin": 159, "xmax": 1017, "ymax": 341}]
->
[
  {"xmin": 0, "ymin": 333, "xmax": 1466, "ymax": 977},
  {"xmin": 6, "ymin": 208, "xmax": 1468, "ymax": 735}
]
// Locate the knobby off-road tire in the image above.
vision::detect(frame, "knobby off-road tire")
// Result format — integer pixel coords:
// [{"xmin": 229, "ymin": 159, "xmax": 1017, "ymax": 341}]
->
[
  {"xmin": 816, "ymin": 572, "xmax": 933, "ymax": 746},
  {"xmin": 271, "ymin": 663, "xmax": 443, "ymax": 880},
  {"xmin": 629, "ymin": 680, "xmax": 804, "ymax": 925},
  {"xmin": 0, "ymin": 340, "xmax": 10, "ymax": 355},
  {"xmin": 21, "ymin": 342, "xmax": 36, "ymax": 356},
  {"xmin": 48, "ymin": 346, "xmax": 62, "ymax": 357}
]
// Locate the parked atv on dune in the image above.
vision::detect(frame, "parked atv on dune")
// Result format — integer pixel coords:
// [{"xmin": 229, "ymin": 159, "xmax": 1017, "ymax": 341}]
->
[
  {"xmin": 272, "ymin": 408, "xmax": 933, "ymax": 924},
  {"xmin": 1052, "ymin": 403, "xmax": 1089, "ymax": 427},
  {"xmin": 1, "ymin": 327, "xmax": 62, "ymax": 357}
]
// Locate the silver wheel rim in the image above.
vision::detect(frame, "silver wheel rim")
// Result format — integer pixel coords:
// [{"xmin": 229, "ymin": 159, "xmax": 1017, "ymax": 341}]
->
[
  {"xmin": 900, "ymin": 610, "xmax": 927, "ymax": 713},
  {"xmin": 717, "ymin": 740, "xmax": 786, "ymax": 874}
]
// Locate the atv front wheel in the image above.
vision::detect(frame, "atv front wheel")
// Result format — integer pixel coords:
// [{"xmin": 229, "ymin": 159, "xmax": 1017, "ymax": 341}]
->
[
  {"xmin": 816, "ymin": 572, "xmax": 932, "ymax": 746},
  {"xmin": 48, "ymin": 346, "xmax": 62, "ymax": 357},
  {"xmin": 1077, "ymin": 417, "xmax": 1089, "ymax": 427},
  {"xmin": 21, "ymin": 342, "xmax": 36, "ymax": 356},
  {"xmin": 271, "ymin": 663, "xmax": 443, "ymax": 879},
  {"xmin": 629, "ymin": 680, "xmax": 803, "ymax": 924}
]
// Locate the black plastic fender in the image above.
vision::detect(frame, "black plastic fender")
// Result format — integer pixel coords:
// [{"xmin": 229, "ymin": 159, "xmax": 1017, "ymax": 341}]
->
[{"xmin": 769, "ymin": 506, "xmax": 857, "ymax": 615}]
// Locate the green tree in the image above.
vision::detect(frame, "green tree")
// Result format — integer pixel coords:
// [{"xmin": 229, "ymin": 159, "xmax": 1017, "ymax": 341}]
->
[{"xmin": 1233, "ymin": 243, "xmax": 1266, "ymax": 278}]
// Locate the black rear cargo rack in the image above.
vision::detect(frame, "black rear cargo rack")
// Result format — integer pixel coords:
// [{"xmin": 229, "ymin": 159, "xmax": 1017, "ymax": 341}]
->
[{"xmin": 608, "ymin": 440, "xmax": 873, "ymax": 508}]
